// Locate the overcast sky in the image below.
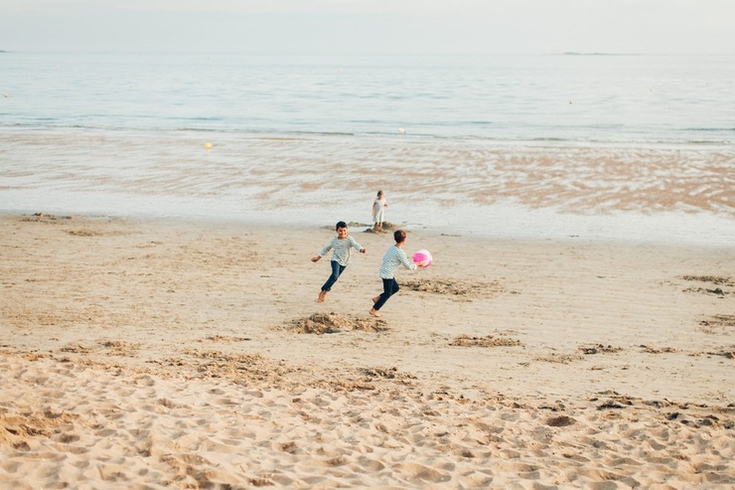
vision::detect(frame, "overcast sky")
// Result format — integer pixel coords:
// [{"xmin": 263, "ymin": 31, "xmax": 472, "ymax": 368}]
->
[{"xmin": 1, "ymin": 0, "xmax": 733, "ymax": 55}]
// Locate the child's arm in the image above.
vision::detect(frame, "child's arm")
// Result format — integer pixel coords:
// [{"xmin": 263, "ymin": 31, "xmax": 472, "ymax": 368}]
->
[
  {"xmin": 312, "ymin": 238, "xmax": 335, "ymax": 262},
  {"xmin": 351, "ymin": 237, "xmax": 367, "ymax": 254},
  {"xmin": 399, "ymin": 249, "xmax": 418, "ymax": 270}
]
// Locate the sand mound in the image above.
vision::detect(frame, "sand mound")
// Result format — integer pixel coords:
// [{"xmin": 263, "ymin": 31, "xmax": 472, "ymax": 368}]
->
[
  {"xmin": 681, "ymin": 275, "xmax": 735, "ymax": 287},
  {"xmin": 681, "ymin": 275, "xmax": 734, "ymax": 296},
  {"xmin": 402, "ymin": 279, "xmax": 509, "ymax": 299},
  {"xmin": 361, "ymin": 221, "xmax": 398, "ymax": 233},
  {"xmin": 19, "ymin": 212, "xmax": 74, "ymax": 223},
  {"xmin": 700, "ymin": 314, "xmax": 735, "ymax": 329},
  {"xmin": 289, "ymin": 312, "xmax": 387, "ymax": 335},
  {"xmin": 535, "ymin": 353, "xmax": 584, "ymax": 364},
  {"xmin": 579, "ymin": 343, "xmax": 623, "ymax": 355},
  {"xmin": 450, "ymin": 335, "xmax": 523, "ymax": 348},
  {"xmin": 639, "ymin": 345, "xmax": 678, "ymax": 354}
]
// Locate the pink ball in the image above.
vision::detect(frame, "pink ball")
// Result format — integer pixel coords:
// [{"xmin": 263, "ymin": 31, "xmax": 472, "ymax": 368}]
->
[{"xmin": 413, "ymin": 249, "xmax": 433, "ymax": 268}]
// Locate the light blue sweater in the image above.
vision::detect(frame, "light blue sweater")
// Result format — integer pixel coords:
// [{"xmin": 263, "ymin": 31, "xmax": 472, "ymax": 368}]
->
[
  {"xmin": 319, "ymin": 236, "xmax": 364, "ymax": 266},
  {"xmin": 379, "ymin": 245, "xmax": 416, "ymax": 279}
]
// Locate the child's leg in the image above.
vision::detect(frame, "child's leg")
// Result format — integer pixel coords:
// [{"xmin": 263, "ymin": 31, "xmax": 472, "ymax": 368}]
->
[
  {"xmin": 372, "ymin": 278, "xmax": 397, "ymax": 311},
  {"xmin": 321, "ymin": 261, "xmax": 346, "ymax": 292},
  {"xmin": 319, "ymin": 261, "xmax": 345, "ymax": 301}
]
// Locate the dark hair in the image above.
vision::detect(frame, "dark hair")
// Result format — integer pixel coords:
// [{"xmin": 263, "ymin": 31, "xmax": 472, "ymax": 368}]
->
[
  {"xmin": 394, "ymin": 229, "xmax": 407, "ymax": 243},
  {"xmin": 335, "ymin": 221, "xmax": 347, "ymax": 230}
]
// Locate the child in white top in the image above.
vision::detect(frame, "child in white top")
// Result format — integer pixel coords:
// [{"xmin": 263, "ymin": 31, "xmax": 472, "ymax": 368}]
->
[{"xmin": 371, "ymin": 190, "xmax": 388, "ymax": 232}]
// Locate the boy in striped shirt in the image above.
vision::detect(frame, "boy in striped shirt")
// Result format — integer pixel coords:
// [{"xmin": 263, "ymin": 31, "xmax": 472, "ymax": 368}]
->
[
  {"xmin": 311, "ymin": 221, "xmax": 367, "ymax": 303},
  {"xmin": 369, "ymin": 229, "xmax": 424, "ymax": 317}
]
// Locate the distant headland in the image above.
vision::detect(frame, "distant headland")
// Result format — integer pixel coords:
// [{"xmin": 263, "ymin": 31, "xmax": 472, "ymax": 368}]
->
[{"xmin": 563, "ymin": 52, "xmax": 640, "ymax": 56}]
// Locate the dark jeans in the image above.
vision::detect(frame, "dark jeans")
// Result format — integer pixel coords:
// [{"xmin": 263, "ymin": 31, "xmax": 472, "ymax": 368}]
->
[
  {"xmin": 373, "ymin": 278, "xmax": 399, "ymax": 311},
  {"xmin": 321, "ymin": 261, "xmax": 346, "ymax": 292}
]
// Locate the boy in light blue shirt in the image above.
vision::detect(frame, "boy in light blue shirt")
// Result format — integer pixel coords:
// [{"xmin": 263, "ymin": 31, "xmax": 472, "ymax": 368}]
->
[{"xmin": 311, "ymin": 221, "xmax": 366, "ymax": 302}]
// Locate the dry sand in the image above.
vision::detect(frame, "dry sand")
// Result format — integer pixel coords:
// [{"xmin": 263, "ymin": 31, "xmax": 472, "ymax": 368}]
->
[{"xmin": 1, "ymin": 213, "xmax": 734, "ymax": 489}]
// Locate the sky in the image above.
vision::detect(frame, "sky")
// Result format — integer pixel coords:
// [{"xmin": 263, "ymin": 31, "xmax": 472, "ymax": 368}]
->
[{"xmin": 0, "ymin": 0, "xmax": 733, "ymax": 55}]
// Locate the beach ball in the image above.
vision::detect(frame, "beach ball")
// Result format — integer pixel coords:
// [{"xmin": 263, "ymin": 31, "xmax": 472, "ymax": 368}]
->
[
  {"xmin": 413, "ymin": 249, "xmax": 432, "ymax": 268},
  {"xmin": 203, "ymin": 142, "xmax": 213, "ymax": 150}
]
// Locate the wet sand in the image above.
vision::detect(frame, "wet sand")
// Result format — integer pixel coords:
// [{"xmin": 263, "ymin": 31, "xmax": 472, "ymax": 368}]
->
[{"xmin": 2, "ymin": 131, "xmax": 735, "ymax": 245}]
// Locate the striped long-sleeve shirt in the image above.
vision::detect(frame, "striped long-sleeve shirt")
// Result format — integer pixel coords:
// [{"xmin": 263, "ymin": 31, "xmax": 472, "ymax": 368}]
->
[
  {"xmin": 319, "ymin": 236, "xmax": 364, "ymax": 266},
  {"xmin": 379, "ymin": 245, "xmax": 416, "ymax": 279}
]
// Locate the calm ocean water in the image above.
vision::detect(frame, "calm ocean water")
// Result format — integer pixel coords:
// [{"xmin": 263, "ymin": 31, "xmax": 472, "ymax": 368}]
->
[{"xmin": 1, "ymin": 52, "xmax": 734, "ymax": 243}]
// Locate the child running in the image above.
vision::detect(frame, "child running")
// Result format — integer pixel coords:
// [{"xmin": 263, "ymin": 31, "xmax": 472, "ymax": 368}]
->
[
  {"xmin": 311, "ymin": 221, "xmax": 367, "ymax": 303},
  {"xmin": 369, "ymin": 229, "xmax": 423, "ymax": 317}
]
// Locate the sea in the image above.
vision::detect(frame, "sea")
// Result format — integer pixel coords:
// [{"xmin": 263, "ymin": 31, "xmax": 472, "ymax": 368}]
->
[{"xmin": 1, "ymin": 52, "xmax": 734, "ymax": 244}]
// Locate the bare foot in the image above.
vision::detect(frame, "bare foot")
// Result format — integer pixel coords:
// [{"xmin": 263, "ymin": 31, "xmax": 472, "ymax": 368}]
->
[
  {"xmin": 317, "ymin": 290, "xmax": 327, "ymax": 303},
  {"xmin": 372, "ymin": 296, "xmax": 380, "ymax": 304},
  {"xmin": 369, "ymin": 308, "xmax": 381, "ymax": 317}
]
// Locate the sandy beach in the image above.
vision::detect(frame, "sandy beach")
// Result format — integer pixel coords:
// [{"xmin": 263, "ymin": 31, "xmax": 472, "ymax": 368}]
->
[{"xmin": 1, "ymin": 212, "xmax": 734, "ymax": 489}]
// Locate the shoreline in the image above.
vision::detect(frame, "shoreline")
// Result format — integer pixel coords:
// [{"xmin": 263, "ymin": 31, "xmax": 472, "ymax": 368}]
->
[
  {"xmin": 2, "ymin": 201, "xmax": 734, "ymax": 248},
  {"xmin": 2, "ymin": 212, "xmax": 734, "ymax": 488}
]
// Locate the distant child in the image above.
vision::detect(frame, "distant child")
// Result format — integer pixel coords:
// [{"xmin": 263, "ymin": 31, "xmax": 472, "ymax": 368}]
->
[
  {"xmin": 369, "ymin": 229, "xmax": 423, "ymax": 317},
  {"xmin": 371, "ymin": 190, "xmax": 388, "ymax": 232},
  {"xmin": 311, "ymin": 221, "xmax": 367, "ymax": 303}
]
